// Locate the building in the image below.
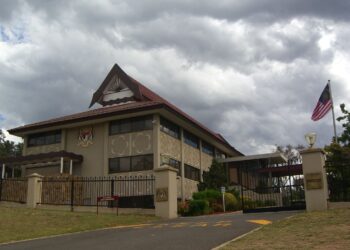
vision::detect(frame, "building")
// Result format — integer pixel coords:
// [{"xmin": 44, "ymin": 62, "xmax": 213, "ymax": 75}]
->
[{"xmin": 1, "ymin": 64, "xmax": 242, "ymax": 200}]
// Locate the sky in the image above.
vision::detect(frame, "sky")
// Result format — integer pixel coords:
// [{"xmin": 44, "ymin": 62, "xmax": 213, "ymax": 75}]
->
[{"xmin": 1, "ymin": 0, "xmax": 350, "ymax": 154}]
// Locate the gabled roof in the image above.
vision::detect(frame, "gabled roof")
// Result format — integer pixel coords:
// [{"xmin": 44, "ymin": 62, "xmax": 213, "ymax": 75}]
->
[{"xmin": 9, "ymin": 64, "xmax": 243, "ymax": 156}]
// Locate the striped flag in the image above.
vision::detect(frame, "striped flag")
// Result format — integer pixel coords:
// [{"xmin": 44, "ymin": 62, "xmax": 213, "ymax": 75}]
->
[{"xmin": 311, "ymin": 84, "xmax": 332, "ymax": 121}]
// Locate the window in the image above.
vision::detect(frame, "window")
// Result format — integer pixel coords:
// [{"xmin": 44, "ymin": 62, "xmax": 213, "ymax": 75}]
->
[
  {"xmin": 160, "ymin": 117, "xmax": 180, "ymax": 139},
  {"xmin": 202, "ymin": 141, "xmax": 214, "ymax": 156},
  {"xmin": 185, "ymin": 164, "xmax": 200, "ymax": 181},
  {"xmin": 110, "ymin": 116, "xmax": 153, "ymax": 135},
  {"xmin": 131, "ymin": 155, "xmax": 153, "ymax": 171},
  {"xmin": 215, "ymin": 150, "xmax": 226, "ymax": 159},
  {"xmin": 161, "ymin": 155, "xmax": 181, "ymax": 176},
  {"xmin": 109, "ymin": 154, "xmax": 153, "ymax": 174},
  {"xmin": 184, "ymin": 130, "xmax": 199, "ymax": 148},
  {"xmin": 28, "ymin": 130, "xmax": 61, "ymax": 147}
]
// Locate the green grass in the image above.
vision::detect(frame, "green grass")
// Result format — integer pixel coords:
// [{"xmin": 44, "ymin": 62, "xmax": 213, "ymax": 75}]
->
[
  {"xmin": 222, "ymin": 208, "xmax": 350, "ymax": 250},
  {"xmin": 0, "ymin": 206, "xmax": 158, "ymax": 243}
]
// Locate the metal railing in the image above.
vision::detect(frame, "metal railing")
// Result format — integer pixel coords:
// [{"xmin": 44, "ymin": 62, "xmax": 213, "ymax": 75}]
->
[{"xmin": 38, "ymin": 175, "xmax": 155, "ymax": 210}]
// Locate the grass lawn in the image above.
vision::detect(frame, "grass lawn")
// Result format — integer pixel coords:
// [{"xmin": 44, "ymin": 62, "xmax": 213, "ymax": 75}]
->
[
  {"xmin": 222, "ymin": 208, "xmax": 350, "ymax": 250},
  {"xmin": 0, "ymin": 206, "xmax": 158, "ymax": 244}
]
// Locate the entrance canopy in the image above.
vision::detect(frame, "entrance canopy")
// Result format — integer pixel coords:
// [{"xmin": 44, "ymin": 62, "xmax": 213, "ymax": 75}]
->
[
  {"xmin": 0, "ymin": 151, "xmax": 83, "ymax": 166},
  {"xmin": 0, "ymin": 151, "xmax": 83, "ymax": 178},
  {"xmin": 219, "ymin": 152, "xmax": 288, "ymax": 165}
]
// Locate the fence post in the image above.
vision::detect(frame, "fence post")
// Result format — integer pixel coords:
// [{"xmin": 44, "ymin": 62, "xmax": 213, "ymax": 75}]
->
[
  {"xmin": 27, "ymin": 173, "xmax": 43, "ymax": 208},
  {"xmin": 70, "ymin": 179, "xmax": 74, "ymax": 212},
  {"xmin": 154, "ymin": 166, "xmax": 178, "ymax": 219},
  {"xmin": 0, "ymin": 177, "xmax": 2, "ymax": 201}
]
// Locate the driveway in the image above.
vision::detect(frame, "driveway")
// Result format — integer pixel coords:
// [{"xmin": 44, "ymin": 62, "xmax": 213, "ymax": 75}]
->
[{"xmin": 0, "ymin": 211, "xmax": 298, "ymax": 250}]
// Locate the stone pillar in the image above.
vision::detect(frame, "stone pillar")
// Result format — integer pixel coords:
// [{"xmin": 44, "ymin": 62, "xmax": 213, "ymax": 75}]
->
[
  {"xmin": 26, "ymin": 173, "xmax": 43, "ymax": 208},
  {"xmin": 300, "ymin": 148, "xmax": 328, "ymax": 211},
  {"xmin": 154, "ymin": 166, "xmax": 178, "ymax": 219}
]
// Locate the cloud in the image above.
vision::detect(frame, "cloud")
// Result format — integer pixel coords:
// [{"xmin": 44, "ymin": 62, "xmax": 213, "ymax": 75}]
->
[{"xmin": 1, "ymin": 0, "xmax": 350, "ymax": 154}]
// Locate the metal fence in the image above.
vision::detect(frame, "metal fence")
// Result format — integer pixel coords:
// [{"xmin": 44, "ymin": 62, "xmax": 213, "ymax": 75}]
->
[
  {"xmin": 326, "ymin": 160, "xmax": 350, "ymax": 202},
  {"xmin": 38, "ymin": 175, "xmax": 155, "ymax": 209},
  {"xmin": 0, "ymin": 178, "xmax": 28, "ymax": 203}
]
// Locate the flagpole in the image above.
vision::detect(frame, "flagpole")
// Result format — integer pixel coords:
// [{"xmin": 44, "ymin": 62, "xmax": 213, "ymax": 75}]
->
[{"xmin": 328, "ymin": 80, "xmax": 338, "ymax": 143}]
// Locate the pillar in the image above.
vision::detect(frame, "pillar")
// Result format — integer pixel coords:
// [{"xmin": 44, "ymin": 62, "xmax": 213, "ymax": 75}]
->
[
  {"xmin": 1, "ymin": 164, "xmax": 5, "ymax": 179},
  {"xmin": 300, "ymin": 148, "xmax": 328, "ymax": 211},
  {"xmin": 69, "ymin": 160, "xmax": 73, "ymax": 175},
  {"xmin": 60, "ymin": 157, "xmax": 64, "ymax": 174},
  {"xmin": 154, "ymin": 166, "xmax": 178, "ymax": 219},
  {"xmin": 26, "ymin": 173, "xmax": 43, "ymax": 208}
]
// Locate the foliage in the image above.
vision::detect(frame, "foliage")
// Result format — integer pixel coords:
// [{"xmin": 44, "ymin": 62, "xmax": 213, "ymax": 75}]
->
[
  {"xmin": 187, "ymin": 199, "xmax": 210, "ymax": 216},
  {"xmin": 227, "ymin": 187, "xmax": 240, "ymax": 200},
  {"xmin": 336, "ymin": 103, "xmax": 350, "ymax": 146},
  {"xmin": 0, "ymin": 129, "xmax": 23, "ymax": 158},
  {"xmin": 177, "ymin": 201, "xmax": 189, "ymax": 216},
  {"xmin": 197, "ymin": 159, "xmax": 227, "ymax": 191},
  {"xmin": 224, "ymin": 192, "xmax": 239, "ymax": 211},
  {"xmin": 192, "ymin": 189, "xmax": 221, "ymax": 210},
  {"xmin": 275, "ymin": 144, "xmax": 305, "ymax": 164},
  {"xmin": 324, "ymin": 104, "xmax": 350, "ymax": 201}
]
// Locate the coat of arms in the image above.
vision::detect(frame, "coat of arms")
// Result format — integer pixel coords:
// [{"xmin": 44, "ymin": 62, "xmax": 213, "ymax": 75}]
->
[{"xmin": 77, "ymin": 127, "xmax": 93, "ymax": 147}]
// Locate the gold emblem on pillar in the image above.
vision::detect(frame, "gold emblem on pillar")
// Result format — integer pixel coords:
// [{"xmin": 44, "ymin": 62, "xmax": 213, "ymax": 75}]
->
[{"xmin": 156, "ymin": 188, "xmax": 168, "ymax": 202}]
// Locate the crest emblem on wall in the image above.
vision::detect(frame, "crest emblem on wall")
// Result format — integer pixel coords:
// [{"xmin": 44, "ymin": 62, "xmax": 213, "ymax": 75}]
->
[{"xmin": 77, "ymin": 127, "xmax": 93, "ymax": 147}]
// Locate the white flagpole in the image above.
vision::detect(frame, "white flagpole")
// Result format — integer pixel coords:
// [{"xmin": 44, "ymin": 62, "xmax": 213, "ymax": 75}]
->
[{"xmin": 328, "ymin": 80, "xmax": 338, "ymax": 143}]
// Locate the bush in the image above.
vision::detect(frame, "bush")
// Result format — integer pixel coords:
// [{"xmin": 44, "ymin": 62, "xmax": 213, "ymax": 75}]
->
[
  {"xmin": 192, "ymin": 189, "xmax": 221, "ymax": 206},
  {"xmin": 188, "ymin": 199, "xmax": 210, "ymax": 216},
  {"xmin": 178, "ymin": 201, "xmax": 189, "ymax": 216},
  {"xmin": 227, "ymin": 188, "xmax": 240, "ymax": 200},
  {"xmin": 242, "ymin": 196, "xmax": 257, "ymax": 209},
  {"xmin": 224, "ymin": 192, "xmax": 239, "ymax": 211}
]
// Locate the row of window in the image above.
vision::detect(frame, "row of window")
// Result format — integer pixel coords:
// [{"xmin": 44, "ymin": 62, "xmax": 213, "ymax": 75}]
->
[
  {"xmin": 161, "ymin": 155, "xmax": 181, "ymax": 176},
  {"xmin": 184, "ymin": 164, "xmax": 200, "ymax": 181},
  {"xmin": 109, "ymin": 154, "xmax": 153, "ymax": 173},
  {"xmin": 28, "ymin": 130, "xmax": 61, "ymax": 147},
  {"xmin": 160, "ymin": 117, "xmax": 224, "ymax": 157},
  {"xmin": 26, "ymin": 117, "xmax": 226, "ymax": 158}
]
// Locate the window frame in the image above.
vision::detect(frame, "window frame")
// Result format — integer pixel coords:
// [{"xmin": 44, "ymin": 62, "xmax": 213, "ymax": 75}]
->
[
  {"xmin": 160, "ymin": 117, "xmax": 180, "ymax": 139},
  {"xmin": 202, "ymin": 141, "xmax": 214, "ymax": 156},
  {"xmin": 108, "ymin": 154, "xmax": 154, "ymax": 174},
  {"xmin": 109, "ymin": 115, "xmax": 153, "ymax": 135},
  {"xmin": 184, "ymin": 164, "xmax": 200, "ymax": 181},
  {"xmin": 183, "ymin": 130, "xmax": 199, "ymax": 149},
  {"xmin": 27, "ymin": 130, "xmax": 62, "ymax": 147}
]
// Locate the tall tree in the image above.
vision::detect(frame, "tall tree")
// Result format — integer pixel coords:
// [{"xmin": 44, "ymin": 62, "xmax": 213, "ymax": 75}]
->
[
  {"xmin": 0, "ymin": 129, "xmax": 23, "ymax": 157},
  {"xmin": 275, "ymin": 144, "xmax": 305, "ymax": 165},
  {"xmin": 198, "ymin": 159, "xmax": 227, "ymax": 191}
]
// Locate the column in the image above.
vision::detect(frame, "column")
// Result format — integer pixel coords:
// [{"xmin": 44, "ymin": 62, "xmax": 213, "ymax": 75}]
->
[
  {"xmin": 1, "ymin": 164, "xmax": 5, "ymax": 179},
  {"xmin": 300, "ymin": 148, "xmax": 328, "ymax": 211},
  {"xmin": 180, "ymin": 128, "xmax": 185, "ymax": 201},
  {"xmin": 154, "ymin": 166, "xmax": 178, "ymax": 219},
  {"xmin": 69, "ymin": 160, "xmax": 73, "ymax": 175},
  {"xmin": 60, "ymin": 157, "xmax": 64, "ymax": 174},
  {"xmin": 26, "ymin": 173, "xmax": 43, "ymax": 208}
]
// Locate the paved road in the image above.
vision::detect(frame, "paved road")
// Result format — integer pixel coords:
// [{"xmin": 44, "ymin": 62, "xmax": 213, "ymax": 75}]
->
[{"xmin": 0, "ymin": 211, "xmax": 298, "ymax": 250}]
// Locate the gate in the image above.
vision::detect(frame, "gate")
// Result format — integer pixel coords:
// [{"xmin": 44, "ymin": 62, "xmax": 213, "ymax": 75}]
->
[
  {"xmin": 240, "ymin": 164, "xmax": 305, "ymax": 213},
  {"xmin": 0, "ymin": 178, "xmax": 27, "ymax": 204}
]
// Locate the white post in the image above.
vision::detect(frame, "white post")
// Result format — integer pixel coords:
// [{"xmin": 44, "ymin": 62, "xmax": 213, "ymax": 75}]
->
[
  {"xmin": 60, "ymin": 157, "xmax": 64, "ymax": 174},
  {"xmin": 1, "ymin": 164, "xmax": 5, "ymax": 179},
  {"xmin": 69, "ymin": 160, "xmax": 73, "ymax": 175}
]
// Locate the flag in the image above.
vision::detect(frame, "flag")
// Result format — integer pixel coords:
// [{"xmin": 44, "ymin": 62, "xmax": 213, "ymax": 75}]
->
[{"xmin": 311, "ymin": 84, "xmax": 332, "ymax": 121}]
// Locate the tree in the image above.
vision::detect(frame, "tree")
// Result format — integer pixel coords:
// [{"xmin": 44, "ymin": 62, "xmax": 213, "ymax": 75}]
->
[
  {"xmin": 275, "ymin": 144, "xmax": 305, "ymax": 165},
  {"xmin": 198, "ymin": 159, "xmax": 227, "ymax": 191},
  {"xmin": 0, "ymin": 129, "xmax": 23, "ymax": 157},
  {"xmin": 324, "ymin": 104, "xmax": 350, "ymax": 201}
]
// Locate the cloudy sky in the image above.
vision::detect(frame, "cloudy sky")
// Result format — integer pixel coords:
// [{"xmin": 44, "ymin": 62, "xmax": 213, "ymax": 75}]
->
[{"xmin": 1, "ymin": 0, "xmax": 350, "ymax": 154}]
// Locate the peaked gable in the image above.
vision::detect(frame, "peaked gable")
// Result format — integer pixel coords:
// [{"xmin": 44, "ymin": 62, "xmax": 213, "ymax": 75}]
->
[{"xmin": 89, "ymin": 64, "xmax": 144, "ymax": 108}]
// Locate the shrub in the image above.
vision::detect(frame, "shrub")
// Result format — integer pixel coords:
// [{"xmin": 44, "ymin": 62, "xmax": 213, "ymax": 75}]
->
[
  {"xmin": 178, "ymin": 201, "xmax": 189, "ymax": 216},
  {"xmin": 188, "ymin": 199, "xmax": 210, "ymax": 216},
  {"xmin": 242, "ymin": 196, "xmax": 257, "ymax": 209},
  {"xmin": 224, "ymin": 192, "xmax": 239, "ymax": 211},
  {"xmin": 192, "ymin": 189, "xmax": 221, "ymax": 206},
  {"xmin": 227, "ymin": 188, "xmax": 240, "ymax": 200}
]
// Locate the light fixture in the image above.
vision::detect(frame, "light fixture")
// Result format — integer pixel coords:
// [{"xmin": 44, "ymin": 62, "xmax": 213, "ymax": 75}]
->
[{"xmin": 305, "ymin": 132, "xmax": 317, "ymax": 148}]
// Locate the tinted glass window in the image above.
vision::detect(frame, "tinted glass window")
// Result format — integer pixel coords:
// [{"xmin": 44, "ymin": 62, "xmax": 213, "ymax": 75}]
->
[
  {"xmin": 184, "ymin": 130, "xmax": 199, "ymax": 148},
  {"xmin": 110, "ymin": 116, "xmax": 153, "ymax": 135},
  {"xmin": 185, "ymin": 164, "xmax": 200, "ymax": 181},
  {"xmin": 109, "ymin": 154, "xmax": 153, "ymax": 174},
  {"xmin": 202, "ymin": 141, "xmax": 214, "ymax": 156},
  {"xmin": 28, "ymin": 130, "xmax": 61, "ymax": 147}
]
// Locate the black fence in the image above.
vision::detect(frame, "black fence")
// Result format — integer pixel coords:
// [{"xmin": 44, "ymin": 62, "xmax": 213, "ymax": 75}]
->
[
  {"xmin": 240, "ymin": 165, "xmax": 305, "ymax": 213},
  {"xmin": 0, "ymin": 178, "xmax": 27, "ymax": 203},
  {"xmin": 326, "ymin": 160, "xmax": 350, "ymax": 202},
  {"xmin": 38, "ymin": 175, "xmax": 155, "ymax": 210}
]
